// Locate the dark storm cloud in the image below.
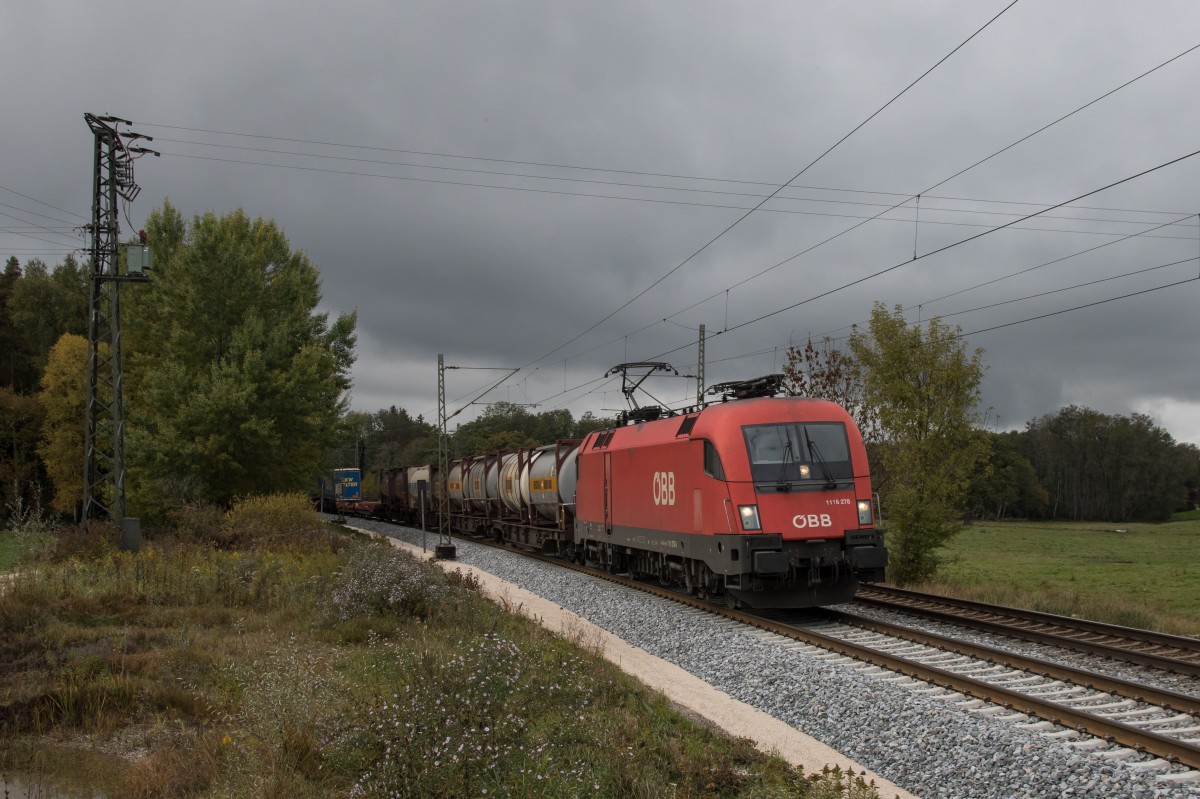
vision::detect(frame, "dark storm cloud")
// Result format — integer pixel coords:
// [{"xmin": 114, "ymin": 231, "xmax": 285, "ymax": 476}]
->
[{"xmin": 3, "ymin": 0, "xmax": 1198, "ymax": 443}]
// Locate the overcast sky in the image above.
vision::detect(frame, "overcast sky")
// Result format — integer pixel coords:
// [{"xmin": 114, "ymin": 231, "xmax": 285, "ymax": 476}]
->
[{"xmin": 4, "ymin": 1, "xmax": 1199, "ymax": 445}]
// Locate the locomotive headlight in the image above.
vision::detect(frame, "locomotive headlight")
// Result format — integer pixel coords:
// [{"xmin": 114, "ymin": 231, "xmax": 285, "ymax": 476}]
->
[
  {"xmin": 799, "ymin": 464, "xmax": 811, "ymax": 478},
  {"xmin": 739, "ymin": 504, "xmax": 761, "ymax": 531},
  {"xmin": 857, "ymin": 499, "xmax": 873, "ymax": 526}
]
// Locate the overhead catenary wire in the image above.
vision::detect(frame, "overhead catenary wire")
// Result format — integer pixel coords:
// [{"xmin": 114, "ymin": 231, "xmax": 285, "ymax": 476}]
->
[
  {"xmin": 954, "ymin": 276, "xmax": 1200, "ymax": 340},
  {"xmin": 509, "ymin": 186, "xmax": 1200, "ymax": 413},
  {"xmin": 113, "ymin": 30, "xmax": 1199, "ymax": 413},
  {"xmin": 810, "ymin": 212, "xmax": 1199, "ymax": 340},
  {"xmin": 721, "ymin": 146, "xmax": 1200, "ymax": 337},
  {"xmin": 511, "ymin": 0, "xmax": 1020, "ymax": 373},
  {"xmin": 648, "ymin": 252, "xmax": 1200, "ymax": 390},
  {"xmin": 645, "ymin": 37, "xmax": 1200, "ymax": 337}
]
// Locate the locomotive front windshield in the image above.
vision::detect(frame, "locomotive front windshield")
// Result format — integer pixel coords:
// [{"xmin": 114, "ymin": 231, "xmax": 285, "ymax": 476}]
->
[{"xmin": 743, "ymin": 422, "xmax": 853, "ymax": 485}]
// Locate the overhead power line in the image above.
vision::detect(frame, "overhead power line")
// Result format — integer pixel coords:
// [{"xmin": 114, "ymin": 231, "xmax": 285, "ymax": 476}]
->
[
  {"xmin": 141, "ymin": 127, "xmax": 1194, "ymax": 220},
  {"xmin": 0, "ymin": 184, "xmax": 88, "ymax": 222},
  {"xmin": 722, "ymin": 146, "xmax": 1200, "ymax": 336},
  {"xmin": 525, "ymin": 36, "xmax": 1200, "ymax": 380},
  {"xmin": 957, "ymin": 276, "xmax": 1200, "ymax": 339},
  {"xmin": 152, "ymin": 137, "xmax": 1196, "ymax": 236},
  {"xmin": 513, "ymin": 0, "xmax": 1020, "ymax": 373},
  {"xmin": 153, "ymin": 149, "xmax": 1198, "ymax": 247},
  {"xmin": 648, "ymin": 37, "xmax": 1200, "ymax": 335}
]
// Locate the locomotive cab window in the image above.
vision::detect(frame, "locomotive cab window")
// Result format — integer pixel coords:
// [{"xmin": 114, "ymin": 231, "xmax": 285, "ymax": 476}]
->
[
  {"xmin": 703, "ymin": 440, "xmax": 725, "ymax": 480},
  {"xmin": 743, "ymin": 422, "xmax": 852, "ymax": 486}
]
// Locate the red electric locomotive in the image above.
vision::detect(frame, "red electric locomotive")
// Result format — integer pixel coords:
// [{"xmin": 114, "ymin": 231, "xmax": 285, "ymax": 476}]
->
[{"xmin": 573, "ymin": 376, "xmax": 886, "ymax": 608}]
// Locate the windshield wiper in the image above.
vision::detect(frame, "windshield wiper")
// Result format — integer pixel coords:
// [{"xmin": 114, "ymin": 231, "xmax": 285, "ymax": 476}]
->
[
  {"xmin": 805, "ymin": 433, "xmax": 838, "ymax": 489},
  {"xmin": 775, "ymin": 440, "xmax": 794, "ymax": 491}
]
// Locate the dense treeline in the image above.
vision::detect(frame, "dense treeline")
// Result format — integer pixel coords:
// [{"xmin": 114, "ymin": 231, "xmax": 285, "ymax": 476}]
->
[
  {"xmin": 969, "ymin": 407, "xmax": 1200, "ymax": 522},
  {"xmin": 332, "ymin": 401, "xmax": 614, "ymax": 482},
  {"xmin": 1, "ymin": 221, "xmax": 604, "ymax": 523},
  {"xmin": 1, "ymin": 202, "xmax": 357, "ymax": 522}
]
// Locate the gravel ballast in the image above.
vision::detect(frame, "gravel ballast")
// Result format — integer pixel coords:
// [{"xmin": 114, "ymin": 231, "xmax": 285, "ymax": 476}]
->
[{"xmin": 339, "ymin": 517, "xmax": 1200, "ymax": 799}]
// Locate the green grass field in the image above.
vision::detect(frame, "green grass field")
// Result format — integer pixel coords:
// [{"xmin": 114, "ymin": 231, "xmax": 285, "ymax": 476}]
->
[
  {"xmin": 0, "ymin": 533, "xmax": 21, "ymax": 572},
  {"xmin": 920, "ymin": 516, "xmax": 1200, "ymax": 636}
]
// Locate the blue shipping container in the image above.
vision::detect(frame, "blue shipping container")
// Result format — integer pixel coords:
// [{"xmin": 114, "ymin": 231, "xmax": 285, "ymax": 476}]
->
[{"xmin": 334, "ymin": 468, "xmax": 361, "ymax": 500}]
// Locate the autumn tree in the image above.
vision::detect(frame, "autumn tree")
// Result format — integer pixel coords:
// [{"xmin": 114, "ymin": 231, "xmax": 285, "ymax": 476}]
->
[
  {"xmin": 451, "ymin": 402, "xmax": 608, "ymax": 457},
  {"xmin": 849, "ymin": 303, "xmax": 989, "ymax": 585},
  {"xmin": 363, "ymin": 406, "xmax": 439, "ymax": 469},
  {"xmin": 783, "ymin": 335, "xmax": 880, "ymax": 443},
  {"xmin": 573, "ymin": 410, "xmax": 614, "ymax": 437},
  {"xmin": 124, "ymin": 202, "xmax": 357, "ymax": 514},
  {"xmin": 37, "ymin": 334, "xmax": 89, "ymax": 515}
]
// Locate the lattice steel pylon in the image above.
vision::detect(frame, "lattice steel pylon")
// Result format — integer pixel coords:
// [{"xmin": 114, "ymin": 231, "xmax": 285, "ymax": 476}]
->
[{"xmin": 81, "ymin": 114, "xmax": 155, "ymax": 531}]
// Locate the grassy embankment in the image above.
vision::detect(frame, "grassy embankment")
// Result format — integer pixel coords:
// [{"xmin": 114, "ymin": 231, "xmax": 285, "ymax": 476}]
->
[
  {"xmin": 0, "ymin": 495, "xmax": 878, "ymax": 799},
  {"xmin": 917, "ymin": 514, "xmax": 1200, "ymax": 636}
]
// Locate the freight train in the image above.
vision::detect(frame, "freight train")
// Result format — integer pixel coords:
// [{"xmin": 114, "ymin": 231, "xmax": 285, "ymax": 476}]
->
[{"xmin": 342, "ymin": 374, "xmax": 887, "ymax": 608}]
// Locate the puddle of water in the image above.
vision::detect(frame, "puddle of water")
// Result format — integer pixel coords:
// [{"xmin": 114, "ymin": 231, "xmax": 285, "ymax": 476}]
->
[
  {"xmin": 2, "ymin": 740, "xmax": 129, "ymax": 799},
  {"xmin": 2, "ymin": 772, "xmax": 106, "ymax": 799}
]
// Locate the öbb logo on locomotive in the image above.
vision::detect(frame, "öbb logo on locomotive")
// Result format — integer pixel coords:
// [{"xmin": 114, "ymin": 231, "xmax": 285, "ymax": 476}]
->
[
  {"xmin": 652, "ymin": 471, "xmax": 676, "ymax": 506},
  {"xmin": 793, "ymin": 513, "xmax": 833, "ymax": 529}
]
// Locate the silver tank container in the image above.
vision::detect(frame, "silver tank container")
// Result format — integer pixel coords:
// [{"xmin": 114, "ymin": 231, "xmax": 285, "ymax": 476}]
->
[
  {"xmin": 528, "ymin": 443, "xmax": 580, "ymax": 522},
  {"xmin": 466, "ymin": 455, "xmax": 503, "ymax": 512},
  {"xmin": 498, "ymin": 453, "xmax": 522, "ymax": 514}
]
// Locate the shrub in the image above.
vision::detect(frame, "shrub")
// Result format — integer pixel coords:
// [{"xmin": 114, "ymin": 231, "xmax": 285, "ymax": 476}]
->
[
  {"xmin": 166, "ymin": 501, "xmax": 225, "ymax": 544},
  {"xmin": 220, "ymin": 493, "xmax": 324, "ymax": 549},
  {"xmin": 329, "ymin": 544, "xmax": 458, "ymax": 622}
]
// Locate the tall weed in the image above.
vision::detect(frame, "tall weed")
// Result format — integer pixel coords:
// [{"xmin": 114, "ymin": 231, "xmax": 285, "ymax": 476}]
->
[{"xmin": 3, "ymin": 494, "xmax": 58, "ymax": 564}]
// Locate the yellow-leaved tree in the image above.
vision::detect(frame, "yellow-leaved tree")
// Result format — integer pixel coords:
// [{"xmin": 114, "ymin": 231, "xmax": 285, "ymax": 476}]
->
[{"xmin": 38, "ymin": 333, "xmax": 89, "ymax": 515}]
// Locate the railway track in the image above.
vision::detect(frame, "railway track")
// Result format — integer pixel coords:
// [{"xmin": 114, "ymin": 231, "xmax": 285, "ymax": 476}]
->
[
  {"xmin": 441, "ymin": 539, "xmax": 1200, "ymax": 771},
  {"xmin": 854, "ymin": 584, "xmax": 1200, "ymax": 677},
  {"xmin": 498, "ymin": 549, "xmax": 1200, "ymax": 773},
  {"xmin": 341, "ymin": 518, "xmax": 1200, "ymax": 777}
]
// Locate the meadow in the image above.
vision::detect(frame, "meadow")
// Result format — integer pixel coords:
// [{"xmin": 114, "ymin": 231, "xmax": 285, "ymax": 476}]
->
[
  {"xmin": 0, "ymin": 495, "xmax": 877, "ymax": 799},
  {"xmin": 921, "ymin": 515, "xmax": 1200, "ymax": 636}
]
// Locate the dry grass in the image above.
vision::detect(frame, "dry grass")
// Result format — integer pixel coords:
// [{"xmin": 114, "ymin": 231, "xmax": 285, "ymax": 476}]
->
[{"xmin": 1, "ymin": 493, "xmax": 880, "ymax": 798}]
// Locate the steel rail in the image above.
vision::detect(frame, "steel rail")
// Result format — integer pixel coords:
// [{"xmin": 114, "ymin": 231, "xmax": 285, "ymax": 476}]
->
[
  {"xmin": 855, "ymin": 585, "xmax": 1200, "ymax": 677},
  {"xmin": 747, "ymin": 615, "xmax": 1200, "ymax": 769},
  {"xmin": 820, "ymin": 609, "xmax": 1200, "ymax": 713}
]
